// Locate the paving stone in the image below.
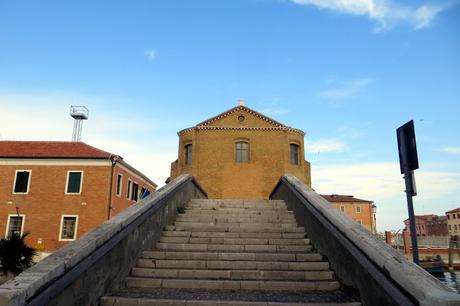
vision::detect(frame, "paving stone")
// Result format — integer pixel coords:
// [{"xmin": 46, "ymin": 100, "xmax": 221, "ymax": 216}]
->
[{"xmin": 102, "ymin": 288, "xmax": 360, "ymax": 305}]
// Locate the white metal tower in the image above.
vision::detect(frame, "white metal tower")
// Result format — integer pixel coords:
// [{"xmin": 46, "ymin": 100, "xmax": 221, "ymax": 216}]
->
[{"xmin": 70, "ymin": 106, "xmax": 89, "ymax": 142}]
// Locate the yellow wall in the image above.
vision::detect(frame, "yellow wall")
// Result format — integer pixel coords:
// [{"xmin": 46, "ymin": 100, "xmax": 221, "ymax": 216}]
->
[{"xmin": 171, "ymin": 106, "xmax": 311, "ymax": 199}]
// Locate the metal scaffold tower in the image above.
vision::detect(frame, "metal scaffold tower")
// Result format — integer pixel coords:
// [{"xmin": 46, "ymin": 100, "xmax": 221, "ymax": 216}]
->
[{"xmin": 70, "ymin": 105, "xmax": 89, "ymax": 142}]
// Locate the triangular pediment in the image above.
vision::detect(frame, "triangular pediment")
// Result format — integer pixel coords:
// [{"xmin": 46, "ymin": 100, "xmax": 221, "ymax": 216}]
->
[{"xmin": 196, "ymin": 106, "xmax": 286, "ymax": 128}]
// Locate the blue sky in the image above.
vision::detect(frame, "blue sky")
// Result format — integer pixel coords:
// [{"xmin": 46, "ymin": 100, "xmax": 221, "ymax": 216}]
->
[{"xmin": 0, "ymin": 0, "xmax": 459, "ymax": 231}]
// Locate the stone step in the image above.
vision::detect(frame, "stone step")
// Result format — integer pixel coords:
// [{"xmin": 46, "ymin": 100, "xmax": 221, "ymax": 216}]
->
[
  {"xmin": 176, "ymin": 216, "xmax": 296, "ymax": 223},
  {"xmin": 159, "ymin": 237, "xmax": 310, "ymax": 245},
  {"xmin": 131, "ymin": 268, "xmax": 334, "ymax": 281},
  {"xmin": 155, "ymin": 243, "xmax": 312, "ymax": 252},
  {"xmin": 161, "ymin": 231, "xmax": 306, "ymax": 239},
  {"xmin": 168, "ymin": 222, "xmax": 304, "ymax": 233},
  {"xmin": 173, "ymin": 222, "xmax": 298, "ymax": 230},
  {"xmin": 136, "ymin": 259, "xmax": 329, "ymax": 271},
  {"xmin": 165, "ymin": 225, "xmax": 305, "ymax": 233},
  {"xmin": 126, "ymin": 278, "xmax": 341, "ymax": 291},
  {"xmin": 183, "ymin": 211, "xmax": 294, "ymax": 216},
  {"xmin": 141, "ymin": 251, "xmax": 323, "ymax": 262},
  {"xmin": 100, "ymin": 297, "xmax": 361, "ymax": 306},
  {"xmin": 189, "ymin": 199, "xmax": 286, "ymax": 205},
  {"xmin": 184, "ymin": 208, "xmax": 290, "ymax": 213},
  {"xmin": 187, "ymin": 203, "xmax": 288, "ymax": 210}
]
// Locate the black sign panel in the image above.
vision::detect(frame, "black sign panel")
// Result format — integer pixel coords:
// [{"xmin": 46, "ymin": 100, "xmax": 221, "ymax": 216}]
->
[{"xmin": 397, "ymin": 120, "xmax": 419, "ymax": 174}]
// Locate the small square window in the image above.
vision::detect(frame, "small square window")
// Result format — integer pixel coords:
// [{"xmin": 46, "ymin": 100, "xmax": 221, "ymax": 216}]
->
[
  {"xmin": 235, "ymin": 142, "xmax": 249, "ymax": 163},
  {"xmin": 185, "ymin": 144, "xmax": 193, "ymax": 165},
  {"xmin": 126, "ymin": 179, "xmax": 132, "ymax": 199},
  {"xmin": 290, "ymin": 144, "xmax": 299, "ymax": 165},
  {"xmin": 116, "ymin": 174, "xmax": 123, "ymax": 197},
  {"xmin": 132, "ymin": 183, "xmax": 139, "ymax": 201},
  {"xmin": 60, "ymin": 216, "xmax": 78, "ymax": 240},
  {"xmin": 140, "ymin": 187, "xmax": 148, "ymax": 199},
  {"xmin": 355, "ymin": 206, "xmax": 362, "ymax": 213},
  {"xmin": 66, "ymin": 171, "xmax": 83, "ymax": 194},
  {"xmin": 340, "ymin": 206, "xmax": 345, "ymax": 212},
  {"xmin": 13, "ymin": 170, "xmax": 31, "ymax": 193},
  {"xmin": 6, "ymin": 215, "xmax": 24, "ymax": 238}
]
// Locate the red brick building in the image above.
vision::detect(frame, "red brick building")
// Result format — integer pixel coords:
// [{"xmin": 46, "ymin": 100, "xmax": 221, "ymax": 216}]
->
[
  {"xmin": 403, "ymin": 215, "xmax": 448, "ymax": 236},
  {"xmin": 321, "ymin": 194, "xmax": 376, "ymax": 234},
  {"xmin": 0, "ymin": 141, "xmax": 157, "ymax": 252}
]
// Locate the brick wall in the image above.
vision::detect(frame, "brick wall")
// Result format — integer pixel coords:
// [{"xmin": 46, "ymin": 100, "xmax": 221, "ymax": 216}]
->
[
  {"xmin": 171, "ymin": 109, "xmax": 311, "ymax": 199},
  {"xmin": 0, "ymin": 160, "xmax": 156, "ymax": 252},
  {"xmin": 0, "ymin": 162, "xmax": 111, "ymax": 251},
  {"xmin": 109, "ymin": 163, "xmax": 157, "ymax": 218}
]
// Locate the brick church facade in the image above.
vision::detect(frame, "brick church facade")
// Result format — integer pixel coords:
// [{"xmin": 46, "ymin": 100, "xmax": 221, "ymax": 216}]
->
[{"xmin": 170, "ymin": 102, "xmax": 311, "ymax": 199}]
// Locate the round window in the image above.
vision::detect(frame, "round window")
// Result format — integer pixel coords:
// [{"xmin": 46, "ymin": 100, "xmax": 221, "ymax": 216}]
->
[{"xmin": 238, "ymin": 115, "xmax": 245, "ymax": 123}]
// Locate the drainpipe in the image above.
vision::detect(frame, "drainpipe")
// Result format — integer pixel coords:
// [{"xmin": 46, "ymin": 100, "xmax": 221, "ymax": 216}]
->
[{"xmin": 106, "ymin": 155, "xmax": 118, "ymax": 220}]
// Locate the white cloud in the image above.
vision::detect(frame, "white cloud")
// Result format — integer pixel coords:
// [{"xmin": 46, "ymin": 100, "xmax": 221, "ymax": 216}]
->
[
  {"xmin": 290, "ymin": 0, "xmax": 455, "ymax": 31},
  {"xmin": 0, "ymin": 92, "xmax": 175, "ymax": 187},
  {"xmin": 307, "ymin": 138, "xmax": 347, "ymax": 153},
  {"xmin": 318, "ymin": 78, "xmax": 373, "ymax": 100},
  {"xmin": 144, "ymin": 49, "xmax": 156, "ymax": 61},
  {"xmin": 260, "ymin": 107, "xmax": 291, "ymax": 116},
  {"xmin": 412, "ymin": 4, "xmax": 451, "ymax": 29},
  {"xmin": 312, "ymin": 162, "xmax": 460, "ymax": 231},
  {"xmin": 441, "ymin": 147, "xmax": 460, "ymax": 155}
]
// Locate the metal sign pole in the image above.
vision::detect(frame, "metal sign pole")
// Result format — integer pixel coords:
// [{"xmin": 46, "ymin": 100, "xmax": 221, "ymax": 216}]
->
[
  {"xmin": 404, "ymin": 170, "xmax": 419, "ymax": 264},
  {"xmin": 397, "ymin": 120, "xmax": 420, "ymax": 265}
]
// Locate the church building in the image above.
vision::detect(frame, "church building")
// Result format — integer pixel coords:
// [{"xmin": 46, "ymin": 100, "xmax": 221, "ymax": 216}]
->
[{"xmin": 170, "ymin": 101, "xmax": 311, "ymax": 199}]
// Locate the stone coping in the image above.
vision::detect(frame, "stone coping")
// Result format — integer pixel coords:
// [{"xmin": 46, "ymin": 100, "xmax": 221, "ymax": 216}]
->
[
  {"xmin": 0, "ymin": 175, "xmax": 205, "ymax": 306},
  {"xmin": 270, "ymin": 175, "xmax": 460, "ymax": 306}
]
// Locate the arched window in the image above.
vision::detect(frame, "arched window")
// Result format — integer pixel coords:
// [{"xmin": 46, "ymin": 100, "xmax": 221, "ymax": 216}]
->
[
  {"xmin": 235, "ymin": 142, "xmax": 249, "ymax": 163},
  {"xmin": 290, "ymin": 144, "xmax": 299, "ymax": 165},
  {"xmin": 184, "ymin": 144, "xmax": 192, "ymax": 165}
]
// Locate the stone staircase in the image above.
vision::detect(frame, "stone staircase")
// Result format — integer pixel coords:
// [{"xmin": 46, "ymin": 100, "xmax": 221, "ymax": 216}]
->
[{"xmin": 100, "ymin": 199, "xmax": 360, "ymax": 305}]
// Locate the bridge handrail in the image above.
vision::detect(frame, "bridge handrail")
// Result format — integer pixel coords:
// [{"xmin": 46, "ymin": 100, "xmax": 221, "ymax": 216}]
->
[
  {"xmin": 270, "ymin": 175, "xmax": 459, "ymax": 306},
  {"xmin": 0, "ymin": 174, "xmax": 206, "ymax": 306}
]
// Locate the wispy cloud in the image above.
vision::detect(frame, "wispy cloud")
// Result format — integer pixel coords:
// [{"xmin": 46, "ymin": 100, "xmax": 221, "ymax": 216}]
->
[
  {"xmin": 290, "ymin": 0, "xmax": 456, "ymax": 31},
  {"xmin": 144, "ymin": 49, "xmax": 156, "ymax": 61},
  {"xmin": 0, "ymin": 91, "xmax": 175, "ymax": 187},
  {"xmin": 441, "ymin": 147, "xmax": 460, "ymax": 155},
  {"xmin": 318, "ymin": 78, "xmax": 373, "ymax": 101},
  {"xmin": 260, "ymin": 107, "xmax": 291, "ymax": 116},
  {"xmin": 259, "ymin": 100, "xmax": 291, "ymax": 116},
  {"xmin": 313, "ymin": 162, "xmax": 460, "ymax": 230},
  {"xmin": 308, "ymin": 138, "xmax": 347, "ymax": 154}
]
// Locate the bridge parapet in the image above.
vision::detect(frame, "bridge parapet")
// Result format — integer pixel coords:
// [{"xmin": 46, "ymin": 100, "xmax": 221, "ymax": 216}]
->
[
  {"xmin": 270, "ymin": 175, "xmax": 459, "ymax": 306},
  {"xmin": 0, "ymin": 175, "xmax": 207, "ymax": 306}
]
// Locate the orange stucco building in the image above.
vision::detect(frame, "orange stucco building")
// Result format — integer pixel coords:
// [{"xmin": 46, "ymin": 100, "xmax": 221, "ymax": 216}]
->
[
  {"xmin": 321, "ymin": 194, "xmax": 377, "ymax": 233},
  {"xmin": 170, "ymin": 102, "xmax": 311, "ymax": 199},
  {"xmin": 0, "ymin": 141, "xmax": 157, "ymax": 252}
]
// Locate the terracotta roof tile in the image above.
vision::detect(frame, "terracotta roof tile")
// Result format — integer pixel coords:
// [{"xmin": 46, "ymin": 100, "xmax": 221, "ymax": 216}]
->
[
  {"xmin": 321, "ymin": 194, "xmax": 373, "ymax": 203},
  {"xmin": 0, "ymin": 141, "xmax": 115, "ymax": 159},
  {"xmin": 415, "ymin": 214, "xmax": 436, "ymax": 220},
  {"xmin": 403, "ymin": 214, "xmax": 438, "ymax": 223},
  {"xmin": 446, "ymin": 207, "xmax": 460, "ymax": 214}
]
